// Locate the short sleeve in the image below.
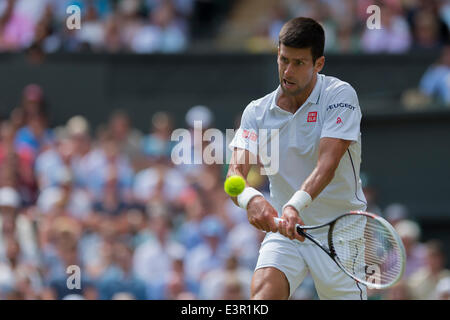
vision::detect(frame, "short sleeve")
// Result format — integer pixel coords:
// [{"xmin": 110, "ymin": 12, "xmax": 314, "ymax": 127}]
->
[
  {"xmin": 321, "ymin": 85, "xmax": 362, "ymax": 142},
  {"xmin": 229, "ymin": 102, "xmax": 259, "ymax": 155}
]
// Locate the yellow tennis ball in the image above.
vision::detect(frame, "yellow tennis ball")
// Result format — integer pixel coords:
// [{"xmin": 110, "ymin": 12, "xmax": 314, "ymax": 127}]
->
[{"xmin": 224, "ymin": 175, "xmax": 246, "ymax": 197}]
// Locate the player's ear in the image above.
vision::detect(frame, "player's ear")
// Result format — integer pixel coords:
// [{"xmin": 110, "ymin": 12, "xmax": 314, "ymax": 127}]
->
[{"xmin": 314, "ymin": 56, "xmax": 325, "ymax": 73}]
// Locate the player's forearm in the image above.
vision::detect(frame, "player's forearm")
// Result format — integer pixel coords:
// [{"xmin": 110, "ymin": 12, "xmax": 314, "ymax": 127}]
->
[
  {"xmin": 300, "ymin": 163, "xmax": 337, "ymax": 200},
  {"xmin": 300, "ymin": 137, "xmax": 350, "ymax": 200}
]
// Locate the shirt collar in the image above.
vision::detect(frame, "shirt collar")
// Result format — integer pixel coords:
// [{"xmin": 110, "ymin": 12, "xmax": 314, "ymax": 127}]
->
[{"xmin": 271, "ymin": 73, "xmax": 322, "ymax": 111}]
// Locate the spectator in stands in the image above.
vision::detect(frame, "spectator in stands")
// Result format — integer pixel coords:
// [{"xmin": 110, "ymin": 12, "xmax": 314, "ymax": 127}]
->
[
  {"xmin": 162, "ymin": 248, "xmax": 198, "ymax": 299},
  {"xmin": 0, "ymin": 187, "xmax": 40, "ymax": 265},
  {"xmin": 226, "ymin": 220, "xmax": 263, "ymax": 270},
  {"xmin": 175, "ymin": 104, "xmax": 216, "ymax": 181},
  {"xmin": 198, "ymin": 253, "xmax": 252, "ymax": 299},
  {"xmin": 220, "ymin": 274, "xmax": 247, "ymax": 300},
  {"xmin": 0, "ymin": 120, "xmax": 36, "ymax": 204},
  {"xmin": 36, "ymin": 166, "xmax": 92, "ymax": 222},
  {"xmin": 65, "ymin": 115, "xmax": 94, "ymax": 189},
  {"xmin": 102, "ymin": 12, "xmax": 121, "ymax": 51},
  {"xmin": 384, "ymin": 203, "xmax": 409, "ymax": 227},
  {"xmin": 35, "ymin": 129, "xmax": 76, "ymax": 190},
  {"xmin": 131, "ymin": 0, "xmax": 187, "ymax": 53},
  {"xmin": 18, "ymin": 84, "xmax": 47, "ymax": 126},
  {"xmin": 97, "ymin": 241, "xmax": 147, "ymax": 300},
  {"xmin": 331, "ymin": 18, "xmax": 361, "ymax": 53},
  {"xmin": 133, "ymin": 160, "xmax": 188, "ymax": 205},
  {"xmin": 0, "ymin": 237, "xmax": 43, "ymax": 299},
  {"xmin": 30, "ymin": 2, "xmax": 60, "ymax": 54},
  {"xmin": 41, "ymin": 217, "xmax": 97, "ymax": 300},
  {"xmin": 395, "ymin": 219, "xmax": 427, "ymax": 278},
  {"xmin": 107, "ymin": 110, "xmax": 143, "ymax": 170},
  {"xmin": 133, "ymin": 208, "xmax": 186, "ymax": 299},
  {"xmin": 406, "ymin": 0, "xmax": 449, "ymax": 51},
  {"xmin": 76, "ymin": 1, "xmax": 105, "ymax": 52},
  {"xmin": 184, "ymin": 215, "xmax": 230, "ymax": 283},
  {"xmin": 176, "ymin": 190, "xmax": 206, "ymax": 251},
  {"xmin": 361, "ymin": 3, "xmax": 412, "ymax": 53},
  {"xmin": 80, "ymin": 218, "xmax": 117, "ymax": 281},
  {"xmin": 14, "ymin": 109, "xmax": 53, "ymax": 158},
  {"xmin": 408, "ymin": 240, "xmax": 450, "ymax": 299},
  {"xmin": 92, "ymin": 164, "xmax": 131, "ymax": 217},
  {"xmin": 0, "ymin": 0, "xmax": 35, "ymax": 51},
  {"xmin": 118, "ymin": 0, "xmax": 145, "ymax": 52},
  {"xmin": 418, "ymin": 44, "xmax": 450, "ymax": 107},
  {"xmin": 141, "ymin": 111, "xmax": 176, "ymax": 163},
  {"xmin": 412, "ymin": 10, "xmax": 444, "ymax": 51},
  {"xmin": 82, "ymin": 132, "xmax": 134, "ymax": 203}
]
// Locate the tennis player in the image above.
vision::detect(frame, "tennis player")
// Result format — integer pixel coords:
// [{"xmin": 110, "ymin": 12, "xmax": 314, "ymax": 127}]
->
[{"xmin": 227, "ymin": 17, "xmax": 368, "ymax": 300}]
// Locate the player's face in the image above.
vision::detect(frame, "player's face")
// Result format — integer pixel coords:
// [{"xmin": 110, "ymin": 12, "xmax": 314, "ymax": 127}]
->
[{"xmin": 277, "ymin": 44, "xmax": 324, "ymax": 96}]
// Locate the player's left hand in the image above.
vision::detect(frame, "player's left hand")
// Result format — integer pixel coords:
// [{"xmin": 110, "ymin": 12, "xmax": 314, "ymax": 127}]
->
[{"xmin": 279, "ymin": 206, "xmax": 305, "ymax": 242}]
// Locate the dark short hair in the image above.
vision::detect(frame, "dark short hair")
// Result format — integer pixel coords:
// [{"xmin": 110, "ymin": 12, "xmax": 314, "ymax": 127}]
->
[{"xmin": 279, "ymin": 17, "xmax": 325, "ymax": 63}]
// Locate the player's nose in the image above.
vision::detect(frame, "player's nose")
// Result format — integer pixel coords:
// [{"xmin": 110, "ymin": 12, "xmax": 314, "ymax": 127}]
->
[{"xmin": 284, "ymin": 63, "xmax": 295, "ymax": 78}]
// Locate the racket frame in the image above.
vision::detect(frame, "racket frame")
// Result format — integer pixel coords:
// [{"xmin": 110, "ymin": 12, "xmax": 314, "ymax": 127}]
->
[{"xmin": 278, "ymin": 211, "xmax": 406, "ymax": 289}]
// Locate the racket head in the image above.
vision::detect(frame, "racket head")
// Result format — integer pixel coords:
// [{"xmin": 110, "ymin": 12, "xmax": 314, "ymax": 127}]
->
[{"xmin": 328, "ymin": 211, "xmax": 406, "ymax": 290}]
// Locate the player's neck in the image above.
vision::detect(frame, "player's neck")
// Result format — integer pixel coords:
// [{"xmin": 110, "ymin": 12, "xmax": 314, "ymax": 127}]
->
[{"xmin": 279, "ymin": 74, "xmax": 317, "ymax": 114}]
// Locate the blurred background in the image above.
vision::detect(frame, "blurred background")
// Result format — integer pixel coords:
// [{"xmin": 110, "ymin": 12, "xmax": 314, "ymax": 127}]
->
[{"xmin": 0, "ymin": 0, "xmax": 449, "ymax": 300}]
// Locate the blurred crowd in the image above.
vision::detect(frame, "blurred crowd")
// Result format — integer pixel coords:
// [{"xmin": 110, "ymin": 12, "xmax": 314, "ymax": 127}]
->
[
  {"xmin": 0, "ymin": 84, "xmax": 449, "ymax": 300},
  {"xmin": 0, "ymin": 0, "xmax": 449, "ymax": 55},
  {"xmin": 0, "ymin": 83, "xmax": 266, "ymax": 300},
  {"xmin": 0, "ymin": 0, "xmax": 228, "ymax": 54},
  {"xmin": 245, "ymin": 0, "xmax": 450, "ymax": 54}
]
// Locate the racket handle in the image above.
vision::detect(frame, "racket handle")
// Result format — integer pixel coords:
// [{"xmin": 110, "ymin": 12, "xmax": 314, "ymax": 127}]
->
[{"xmin": 273, "ymin": 217, "xmax": 307, "ymax": 237}]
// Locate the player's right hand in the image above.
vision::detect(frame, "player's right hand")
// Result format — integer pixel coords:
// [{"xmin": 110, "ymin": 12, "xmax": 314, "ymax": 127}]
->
[
  {"xmin": 279, "ymin": 206, "xmax": 305, "ymax": 242},
  {"xmin": 246, "ymin": 196, "xmax": 278, "ymax": 233}
]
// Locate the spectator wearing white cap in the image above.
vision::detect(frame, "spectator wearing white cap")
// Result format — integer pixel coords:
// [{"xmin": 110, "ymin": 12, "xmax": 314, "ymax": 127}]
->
[
  {"xmin": 384, "ymin": 202, "xmax": 410, "ymax": 227},
  {"xmin": 36, "ymin": 167, "xmax": 92, "ymax": 221},
  {"xmin": 177, "ymin": 105, "xmax": 225, "ymax": 184}
]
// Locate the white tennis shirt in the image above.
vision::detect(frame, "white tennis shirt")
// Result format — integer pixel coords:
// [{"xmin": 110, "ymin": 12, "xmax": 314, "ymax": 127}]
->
[{"xmin": 229, "ymin": 73, "xmax": 367, "ymax": 235}]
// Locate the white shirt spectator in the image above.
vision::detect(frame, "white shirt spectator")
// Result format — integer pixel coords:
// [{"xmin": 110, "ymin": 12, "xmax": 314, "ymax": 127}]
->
[
  {"xmin": 133, "ymin": 237, "xmax": 185, "ymax": 286},
  {"xmin": 133, "ymin": 167, "xmax": 188, "ymax": 203},
  {"xmin": 226, "ymin": 222, "xmax": 261, "ymax": 269},
  {"xmin": 37, "ymin": 186, "xmax": 92, "ymax": 221}
]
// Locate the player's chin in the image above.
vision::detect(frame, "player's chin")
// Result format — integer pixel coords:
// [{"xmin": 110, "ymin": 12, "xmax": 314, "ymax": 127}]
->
[{"xmin": 281, "ymin": 83, "xmax": 301, "ymax": 95}]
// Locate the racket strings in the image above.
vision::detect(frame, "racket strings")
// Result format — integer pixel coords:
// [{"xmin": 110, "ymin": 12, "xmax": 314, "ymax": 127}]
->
[{"xmin": 332, "ymin": 215, "xmax": 404, "ymax": 287}]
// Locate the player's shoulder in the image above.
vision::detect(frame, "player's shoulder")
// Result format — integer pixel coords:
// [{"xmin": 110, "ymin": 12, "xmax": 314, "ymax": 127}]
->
[
  {"xmin": 319, "ymin": 74, "xmax": 359, "ymax": 110},
  {"xmin": 241, "ymin": 87, "xmax": 278, "ymax": 118},
  {"xmin": 249, "ymin": 88, "xmax": 278, "ymax": 110},
  {"xmin": 321, "ymin": 74, "xmax": 357, "ymax": 97}
]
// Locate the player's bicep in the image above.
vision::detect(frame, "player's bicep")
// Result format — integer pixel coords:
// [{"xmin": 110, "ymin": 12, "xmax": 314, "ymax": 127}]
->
[{"xmin": 317, "ymin": 137, "xmax": 352, "ymax": 171}]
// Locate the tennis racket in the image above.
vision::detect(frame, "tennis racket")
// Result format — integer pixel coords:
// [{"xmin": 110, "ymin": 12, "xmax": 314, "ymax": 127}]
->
[{"xmin": 274, "ymin": 211, "xmax": 406, "ymax": 289}]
